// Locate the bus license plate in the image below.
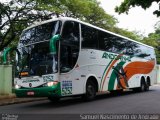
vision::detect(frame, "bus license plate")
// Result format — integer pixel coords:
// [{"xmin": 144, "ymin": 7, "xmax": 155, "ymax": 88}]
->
[{"xmin": 27, "ymin": 92, "xmax": 34, "ymax": 96}]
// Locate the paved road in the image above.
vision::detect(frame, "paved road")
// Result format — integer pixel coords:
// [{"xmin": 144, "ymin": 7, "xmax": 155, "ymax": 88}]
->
[{"xmin": 0, "ymin": 85, "xmax": 160, "ymax": 120}]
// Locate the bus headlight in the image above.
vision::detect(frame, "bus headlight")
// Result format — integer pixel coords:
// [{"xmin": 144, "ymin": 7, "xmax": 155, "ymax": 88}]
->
[
  {"xmin": 15, "ymin": 84, "xmax": 21, "ymax": 89},
  {"xmin": 47, "ymin": 81, "xmax": 58, "ymax": 87}
]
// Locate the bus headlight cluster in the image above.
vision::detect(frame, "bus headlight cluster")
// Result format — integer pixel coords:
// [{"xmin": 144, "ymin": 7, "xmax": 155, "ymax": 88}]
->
[
  {"xmin": 47, "ymin": 81, "xmax": 58, "ymax": 87},
  {"xmin": 15, "ymin": 84, "xmax": 21, "ymax": 89}
]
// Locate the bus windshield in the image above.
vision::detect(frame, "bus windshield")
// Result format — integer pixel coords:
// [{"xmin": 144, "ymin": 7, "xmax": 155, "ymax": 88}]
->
[{"xmin": 16, "ymin": 20, "xmax": 61, "ymax": 77}]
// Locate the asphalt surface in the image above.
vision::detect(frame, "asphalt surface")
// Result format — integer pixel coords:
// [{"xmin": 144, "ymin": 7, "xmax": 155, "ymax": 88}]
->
[{"xmin": 0, "ymin": 85, "xmax": 160, "ymax": 120}]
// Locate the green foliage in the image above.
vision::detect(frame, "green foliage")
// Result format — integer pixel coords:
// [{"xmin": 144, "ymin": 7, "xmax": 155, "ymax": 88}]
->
[
  {"xmin": 142, "ymin": 26, "xmax": 160, "ymax": 63},
  {"xmin": 0, "ymin": 0, "xmax": 38, "ymax": 51},
  {"xmin": 37, "ymin": 0, "xmax": 117, "ymax": 28},
  {"xmin": 115, "ymin": 0, "xmax": 160, "ymax": 17}
]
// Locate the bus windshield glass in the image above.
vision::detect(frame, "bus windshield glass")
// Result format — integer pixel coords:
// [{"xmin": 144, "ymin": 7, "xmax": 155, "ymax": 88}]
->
[{"xmin": 16, "ymin": 21, "xmax": 61, "ymax": 77}]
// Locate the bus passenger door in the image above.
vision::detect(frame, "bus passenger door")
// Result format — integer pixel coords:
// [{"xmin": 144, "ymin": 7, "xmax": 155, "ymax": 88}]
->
[{"xmin": 60, "ymin": 21, "xmax": 84, "ymax": 96}]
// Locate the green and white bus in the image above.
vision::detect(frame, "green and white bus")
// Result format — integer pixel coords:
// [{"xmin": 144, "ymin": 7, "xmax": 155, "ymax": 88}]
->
[{"xmin": 13, "ymin": 17, "xmax": 156, "ymax": 101}]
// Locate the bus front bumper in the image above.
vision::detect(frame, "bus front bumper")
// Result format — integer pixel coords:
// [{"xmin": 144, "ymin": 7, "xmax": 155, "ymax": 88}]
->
[{"xmin": 14, "ymin": 85, "xmax": 61, "ymax": 98}]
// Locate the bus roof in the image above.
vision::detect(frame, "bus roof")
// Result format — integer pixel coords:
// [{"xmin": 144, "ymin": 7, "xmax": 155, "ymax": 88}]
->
[{"xmin": 24, "ymin": 17, "xmax": 154, "ymax": 49}]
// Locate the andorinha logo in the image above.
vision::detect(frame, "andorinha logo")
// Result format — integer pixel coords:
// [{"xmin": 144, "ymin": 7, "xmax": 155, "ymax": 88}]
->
[{"xmin": 102, "ymin": 52, "xmax": 131, "ymax": 62}]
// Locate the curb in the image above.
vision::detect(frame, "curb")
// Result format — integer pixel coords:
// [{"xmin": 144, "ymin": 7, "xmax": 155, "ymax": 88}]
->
[
  {"xmin": 0, "ymin": 94, "xmax": 16, "ymax": 100},
  {"xmin": 0, "ymin": 95, "xmax": 47, "ymax": 106}
]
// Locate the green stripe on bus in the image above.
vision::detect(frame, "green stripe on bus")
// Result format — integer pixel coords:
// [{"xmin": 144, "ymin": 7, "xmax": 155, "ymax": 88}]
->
[
  {"xmin": 100, "ymin": 60, "xmax": 113, "ymax": 91},
  {"xmin": 108, "ymin": 62, "xmax": 125, "ymax": 91}
]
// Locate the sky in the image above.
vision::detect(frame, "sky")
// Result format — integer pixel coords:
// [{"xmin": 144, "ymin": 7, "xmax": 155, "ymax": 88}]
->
[{"xmin": 99, "ymin": 0, "xmax": 159, "ymax": 36}]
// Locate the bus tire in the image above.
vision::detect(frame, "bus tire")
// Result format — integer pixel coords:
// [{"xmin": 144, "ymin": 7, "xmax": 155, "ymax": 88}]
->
[
  {"xmin": 145, "ymin": 77, "xmax": 150, "ymax": 91},
  {"xmin": 132, "ymin": 78, "xmax": 146, "ymax": 92},
  {"xmin": 83, "ymin": 81, "xmax": 96, "ymax": 101},
  {"xmin": 140, "ymin": 78, "xmax": 146, "ymax": 92},
  {"xmin": 48, "ymin": 97, "xmax": 60, "ymax": 103},
  {"xmin": 145, "ymin": 84, "xmax": 149, "ymax": 91}
]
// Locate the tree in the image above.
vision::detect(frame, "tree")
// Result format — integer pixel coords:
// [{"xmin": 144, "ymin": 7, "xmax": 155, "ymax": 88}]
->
[
  {"xmin": 0, "ymin": 0, "xmax": 117, "ymax": 51},
  {"xmin": 37, "ymin": 0, "xmax": 117, "ymax": 28},
  {"xmin": 0, "ymin": 0, "xmax": 61, "ymax": 51},
  {"xmin": 142, "ymin": 27, "xmax": 160, "ymax": 63},
  {"xmin": 115, "ymin": 0, "xmax": 160, "ymax": 17}
]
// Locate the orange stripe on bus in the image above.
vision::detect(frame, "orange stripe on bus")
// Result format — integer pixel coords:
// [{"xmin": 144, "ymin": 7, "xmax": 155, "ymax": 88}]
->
[{"xmin": 116, "ymin": 60, "xmax": 155, "ymax": 89}]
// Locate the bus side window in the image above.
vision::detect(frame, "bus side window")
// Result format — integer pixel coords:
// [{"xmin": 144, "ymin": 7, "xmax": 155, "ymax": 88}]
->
[
  {"xmin": 81, "ymin": 24, "xmax": 98, "ymax": 49},
  {"xmin": 60, "ymin": 21, "xmax": 80, "ymax": 73},
  {"xmin": 62, "ymin": 21, "xmax": 79, "ymax": 44}
]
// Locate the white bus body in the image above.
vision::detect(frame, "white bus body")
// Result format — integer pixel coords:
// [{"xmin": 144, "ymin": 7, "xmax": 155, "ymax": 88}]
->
[{"xmin": 14, "ymin": 17, "xmax": 156, "ymax": 101}]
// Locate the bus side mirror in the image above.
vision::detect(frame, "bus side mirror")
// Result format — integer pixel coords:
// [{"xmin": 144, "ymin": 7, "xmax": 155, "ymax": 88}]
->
[
  {"xmin": 2, "ymin": 47, "xmax": 20, "ymax": 64},
  {"xmin": 2, "ymin": 47, "xmax": 12, "ymax": 64},
  {"xmin": 49, "ymin": 34, "xmax": 61, "ymax": 54}
]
